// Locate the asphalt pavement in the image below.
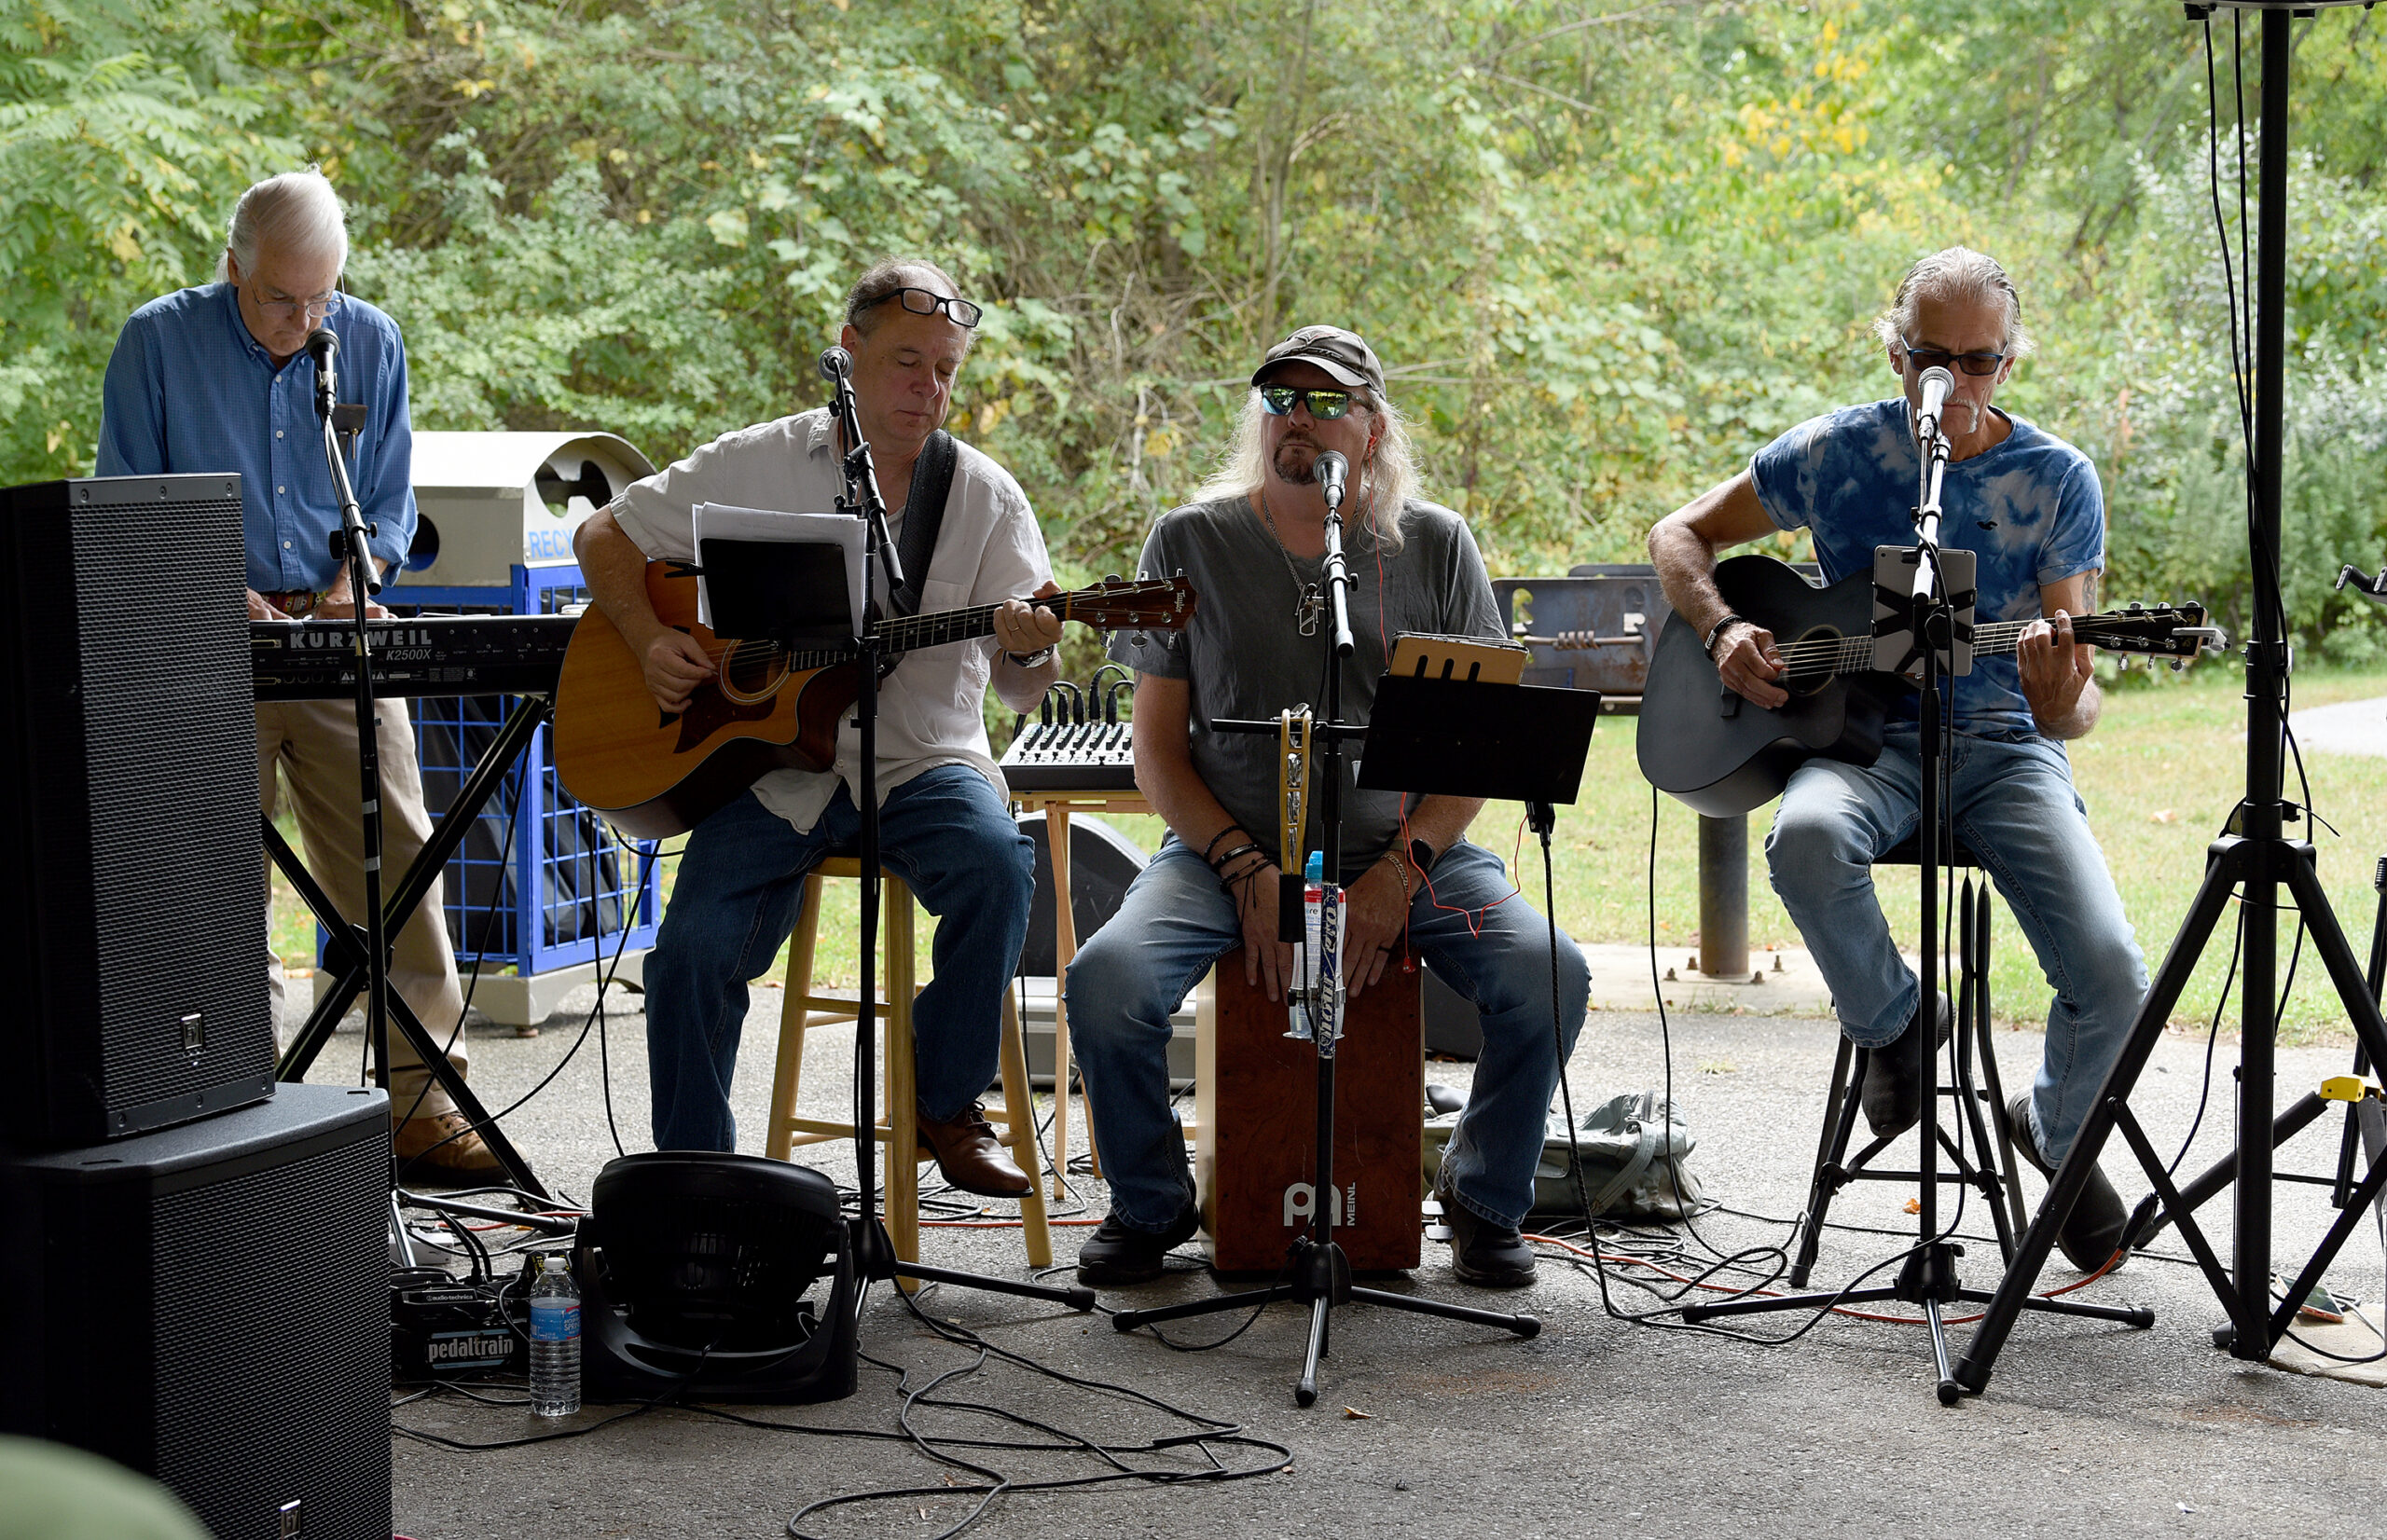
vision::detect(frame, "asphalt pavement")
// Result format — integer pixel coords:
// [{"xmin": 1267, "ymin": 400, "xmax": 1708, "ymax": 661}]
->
[{"xmin": 327, "ymin": 980, "xmax": 2387, "ymax": 1540}]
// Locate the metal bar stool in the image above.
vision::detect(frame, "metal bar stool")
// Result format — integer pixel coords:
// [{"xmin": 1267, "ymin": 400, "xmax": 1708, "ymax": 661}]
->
[
  {"xmin": 764, "ymin": 856, "xmax": 1054, "ymax": 1270},
  {"xmin": 1787, "ymin": 831, "xmax": 2032, "ymax": 1287}
]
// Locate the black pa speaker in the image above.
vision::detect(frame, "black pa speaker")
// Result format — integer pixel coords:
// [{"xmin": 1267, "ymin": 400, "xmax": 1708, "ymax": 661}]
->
[
  {"xmin": 0, "ymin": 1083, "xmax": 393, "ymax": 1540},
  {"xmin": 0, "ymin": 474, "xmax": 275, "ymax": 1146}
]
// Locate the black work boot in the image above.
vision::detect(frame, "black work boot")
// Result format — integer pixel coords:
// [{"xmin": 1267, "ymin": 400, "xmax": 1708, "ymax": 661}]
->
[
  {"xmin": 1434, "ymin": 1167, "xmax": 1535, "ymax": 1287},
  {"xmin": 2006, "ymin": 1093, "xmax": 2130, "ymax": 1273},
  {"xmin": 1075, "ymin": 1178, "xmax": 1201, "ymax": 1287},
  {"xmin": 1859, "ymin": 991, "xmax": 1953, "ymax": 1140}
]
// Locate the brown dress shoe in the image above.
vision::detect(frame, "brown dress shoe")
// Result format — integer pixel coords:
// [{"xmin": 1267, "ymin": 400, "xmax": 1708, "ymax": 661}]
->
[
  {"xmin": 392, "ymin": 1110, "xmax": 505, "ymax": 1176},
  {"xmin": 915, "ymin": 1102, "xmax": 1031, "ymax": 1197}
]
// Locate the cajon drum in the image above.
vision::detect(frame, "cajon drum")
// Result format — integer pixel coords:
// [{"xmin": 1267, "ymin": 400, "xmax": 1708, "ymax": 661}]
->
[{"xmin": 1194, "ymin": 952, "xmax": 1424, "ymax": 1272}]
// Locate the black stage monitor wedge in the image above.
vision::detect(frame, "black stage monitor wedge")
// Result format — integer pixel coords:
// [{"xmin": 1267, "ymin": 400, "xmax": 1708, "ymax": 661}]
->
[
  {"xmin": 0, "ymin": 1084, "xmax": 393, "ymax": 1539},
  {"xmin": 0, "ymin": 474, "xmax": 275, "ymax": 1146}
]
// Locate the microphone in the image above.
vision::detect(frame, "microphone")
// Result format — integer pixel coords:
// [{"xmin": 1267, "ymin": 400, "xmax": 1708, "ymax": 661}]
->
[
  {"xmin": 818, "ymin": 346, "xmax": 852, "ymax": 381},
  {"xmin": 306, "ymin": 327, "xmax": 338, "ymax": 418},
  {"xmin": 1315, "ymin": 449, "xmax": 1348, "ymax": 511},
  {"xmin": 1914, "ymin": 364, "xmax": 1954, "ymax": 445}
]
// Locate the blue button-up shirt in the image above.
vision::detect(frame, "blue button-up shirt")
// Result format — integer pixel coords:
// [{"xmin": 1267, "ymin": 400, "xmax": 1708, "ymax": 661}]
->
[{"xmin": 95, "ymin": 282, "xmax": 417, "ymax": 593}]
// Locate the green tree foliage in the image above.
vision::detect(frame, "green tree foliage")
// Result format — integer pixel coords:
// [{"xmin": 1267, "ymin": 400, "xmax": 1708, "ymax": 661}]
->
[
  {"xmin": 7, "ymin": 0, "xmax": 2386, "ymax": 651},
  {"xmin": 0, "ymin": 0, "xmax": 297, "ymax": 473}
]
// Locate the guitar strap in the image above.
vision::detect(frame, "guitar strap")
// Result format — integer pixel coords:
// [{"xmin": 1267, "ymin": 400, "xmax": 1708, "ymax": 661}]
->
[{"xmin": 888, "ymin": 429, "xmax": 957, "ymax": 619}]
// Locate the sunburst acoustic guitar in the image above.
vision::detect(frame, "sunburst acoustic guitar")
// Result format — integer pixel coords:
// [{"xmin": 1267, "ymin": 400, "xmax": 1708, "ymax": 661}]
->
[{"xmin": 554, "ymin": 564, "xmax": 1195, "ymax": 838}]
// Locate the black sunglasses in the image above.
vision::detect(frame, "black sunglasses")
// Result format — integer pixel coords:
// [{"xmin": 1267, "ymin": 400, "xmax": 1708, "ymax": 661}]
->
[
  {"xmin": 1900, "ymin": 337, "xmax": 2008, "ymax": 377},
  {"xmin": 869, "ymin": 286, "xmax": 984, "ymax": 328},
  {"xmin": 1258, "ymin": 385, "xmax": 1356, "ymax": 420}
]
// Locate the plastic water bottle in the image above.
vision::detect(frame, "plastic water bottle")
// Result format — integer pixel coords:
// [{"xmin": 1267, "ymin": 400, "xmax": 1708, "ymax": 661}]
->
[
  {"xmin": 528, "ymin": 1254, "xmax": 582, "ymax": 1417},
  {"xmin": 1289, "ymin": 851, "xmax": 1336, "ymax": 1041},
  {"xmin": 1303, "ymin": 850, "xmax": 1326, "ymax": 994}
]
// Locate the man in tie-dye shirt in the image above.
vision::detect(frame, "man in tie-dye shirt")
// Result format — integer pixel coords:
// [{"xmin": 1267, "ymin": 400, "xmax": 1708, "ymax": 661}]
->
[{"xmin": 1649, "ymin": 248, "xmax": 2147, "ymax": 1273}]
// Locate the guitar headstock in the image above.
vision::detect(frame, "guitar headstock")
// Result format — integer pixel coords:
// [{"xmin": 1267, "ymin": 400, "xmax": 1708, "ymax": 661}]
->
[
  {"xmin": 2085, "ymin": 600, "xmax": 2225, "ymax": 658},
  {"xmin": 1058, "ymin": 574, "xmax": 1198, "ymax": 631}
]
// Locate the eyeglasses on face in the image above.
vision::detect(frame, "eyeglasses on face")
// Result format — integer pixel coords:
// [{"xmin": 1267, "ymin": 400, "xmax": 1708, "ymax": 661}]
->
[
  {"xmin": 1899, "ymin": 337, "xmax": 2008, "ymax": 377},
  {"xmin": 869, "ymin": 286, "xmax": 984, "ymax": 328},
  {"xmin": 1257, "ymin": 385, "xmax": 1356, "ymax": 420},
  {"xmin": 254, "ymin": 291, "xmax": 346, "ymax": 323}
]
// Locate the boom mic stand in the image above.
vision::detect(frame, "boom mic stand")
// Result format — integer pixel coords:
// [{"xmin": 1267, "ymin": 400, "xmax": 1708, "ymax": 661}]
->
[
  {"xmin": 1676, "ymin": 402, "xmax": 2147, "ymax": 1393},
  {"xmin": 1954, "ymin": 2, "xmax": 2387, "ymax": 1396},
  {"xmin": 1110, "ymin": 456, "xmax": 1538, "ymax": 1408},
  {"xmin": 815, "ymin": 348, "xmax": 1092, "ymax": 1313}
]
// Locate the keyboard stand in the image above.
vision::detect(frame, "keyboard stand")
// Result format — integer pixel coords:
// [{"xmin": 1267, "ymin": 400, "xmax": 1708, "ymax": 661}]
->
[{"xmin": 271, "ymin": 696, "xmax": 552, "ymax": 1197}]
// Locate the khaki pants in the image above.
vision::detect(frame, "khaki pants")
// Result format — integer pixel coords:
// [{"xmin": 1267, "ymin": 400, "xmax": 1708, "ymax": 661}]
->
[{"xmin": 258, "ymin": 697, "xmax": 469, "ymax": 1121}]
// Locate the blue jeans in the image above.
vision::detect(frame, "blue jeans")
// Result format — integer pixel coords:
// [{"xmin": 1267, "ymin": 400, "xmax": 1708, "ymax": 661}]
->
[
  {"xmin": 642, "ymin": 766, "xmax": 1034, "ymax": 1151},
  {"xmin": 1065, "ymin": 838, "xmax": 1589, "ymax": 1233},
  {"xmin": 1766, "ymin": 722, "xmax": 2147, "ymax": 1162}
]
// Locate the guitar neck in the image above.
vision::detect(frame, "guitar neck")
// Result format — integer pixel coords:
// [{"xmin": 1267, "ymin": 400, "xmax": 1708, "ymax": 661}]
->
[
  {"xmin": 769, "ymin": 592, "xmax": 1092, "ymax": 669},
  {"xmin": 1815, "ymin": 614, "xmax": 2138, "ymax": 677}
]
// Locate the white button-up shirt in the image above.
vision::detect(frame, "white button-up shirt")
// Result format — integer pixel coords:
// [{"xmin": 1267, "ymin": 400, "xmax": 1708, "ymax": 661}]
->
[{"xmin": 612, "ymin": 407, "xmax": 1049, "ymax": 833}]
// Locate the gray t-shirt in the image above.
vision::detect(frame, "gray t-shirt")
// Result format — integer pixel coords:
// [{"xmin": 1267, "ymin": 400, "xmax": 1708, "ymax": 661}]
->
[{"xmin": 1111, "ymin": 493, "xmax": 1502, "ymax": 871}]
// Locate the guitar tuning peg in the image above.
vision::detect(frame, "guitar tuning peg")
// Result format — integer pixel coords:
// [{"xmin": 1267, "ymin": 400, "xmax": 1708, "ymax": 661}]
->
[{"xmin": 1105, "ymin": 572, "xmax": 1122, "ymax": 584}]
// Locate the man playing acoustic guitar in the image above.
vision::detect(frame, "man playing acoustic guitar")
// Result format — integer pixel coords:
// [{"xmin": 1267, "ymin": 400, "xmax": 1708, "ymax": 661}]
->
[
  {"xmin": 1649, "ymin": 248, "xmax": 2146, "ymax": 1272},
  {"xmin": 573, "ymin": 258, "xmax": 1061, "ymax": 1194}
]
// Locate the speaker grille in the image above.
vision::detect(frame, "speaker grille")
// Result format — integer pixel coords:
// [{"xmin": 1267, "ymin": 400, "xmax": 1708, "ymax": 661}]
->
[
  {"xmin": 151, "ymin": 1117, "xmax": 391, "ymax": 1539},
  {"xmin": 6, "ymin": 476, "xmax": 276, "ymax": 1142},
  {"xmin": 72, "ymin": 486, "xmax": 274, "ymax": 1114}
]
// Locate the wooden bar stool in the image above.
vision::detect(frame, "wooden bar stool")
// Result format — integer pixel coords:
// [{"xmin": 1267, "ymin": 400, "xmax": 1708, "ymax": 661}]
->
[{"xmin": 762, "ymin": 856, "xmax": 1053, "ymax": 1270}]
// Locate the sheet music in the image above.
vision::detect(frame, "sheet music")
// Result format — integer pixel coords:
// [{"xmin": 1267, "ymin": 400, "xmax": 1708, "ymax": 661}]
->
[{"xmin": 690, "ymin": 502, "xmax": 865, "ymax": 633}]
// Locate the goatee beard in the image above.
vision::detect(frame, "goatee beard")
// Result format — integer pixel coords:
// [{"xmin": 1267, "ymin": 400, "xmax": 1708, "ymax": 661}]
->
[{"xmin": 1272, "ymin": 442, "xmax": 1318, "ymax": 485}]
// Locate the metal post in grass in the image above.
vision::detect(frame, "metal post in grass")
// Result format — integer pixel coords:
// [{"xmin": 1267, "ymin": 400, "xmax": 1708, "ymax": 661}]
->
[{"xmin": 1698, "ymin": 812, "xmax": 1748, "ymax": 980}]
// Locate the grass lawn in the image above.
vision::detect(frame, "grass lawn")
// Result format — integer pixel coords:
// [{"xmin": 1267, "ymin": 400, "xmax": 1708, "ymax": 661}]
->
[{"xmin": 271, "ymin": 662, "xmax": 2387, "ymax": 1047}]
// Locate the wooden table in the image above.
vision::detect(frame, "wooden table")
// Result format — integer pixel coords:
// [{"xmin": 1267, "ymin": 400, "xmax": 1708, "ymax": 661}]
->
[{"xmin": 1012, "ymin": 786, "xmax": 1152, "ymax": 1200}]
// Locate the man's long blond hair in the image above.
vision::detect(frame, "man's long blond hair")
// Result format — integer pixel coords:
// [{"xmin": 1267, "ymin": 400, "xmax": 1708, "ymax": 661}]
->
[{"xmin": 1191, "ymin": 385, "xmax": 1424, "ymax": 553}]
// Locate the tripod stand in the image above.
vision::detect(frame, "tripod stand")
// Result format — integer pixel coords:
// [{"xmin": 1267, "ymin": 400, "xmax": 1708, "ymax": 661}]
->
[
  {"xmin": 1109, "ymin": 474, "xmax": 1545, "ymax": 1408},
  {"xmin": 1677, "ymin": 457, "xmax": 2146, "ymax": 1393},
  {"xmin": 810, "ymin": 349, "xmax": 1092, "ymax": 1314},
  {"xmin": 1953, "ymin": 3, "xmax": 2387, "ymax": 1395}
]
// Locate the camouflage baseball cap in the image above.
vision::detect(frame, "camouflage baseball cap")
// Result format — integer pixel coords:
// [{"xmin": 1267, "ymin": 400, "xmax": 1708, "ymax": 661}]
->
[{"xmin": 1250, "ymin": 324, "xmax": 1386, "ymax": 395}]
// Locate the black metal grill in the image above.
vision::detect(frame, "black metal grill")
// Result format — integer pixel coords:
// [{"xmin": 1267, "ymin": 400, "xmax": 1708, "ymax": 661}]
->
[
  {"xmin": 149, "ymin": 1099, "xmax": 392, "ymax": 1540},
  {"xmin": 5, "ymin": 475, "xmax": 275, "ymax": 1142}
]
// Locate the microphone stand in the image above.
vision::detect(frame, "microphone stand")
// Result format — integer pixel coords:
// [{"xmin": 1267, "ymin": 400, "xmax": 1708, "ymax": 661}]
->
[
  {"xmin": 817, "ymin": 351, "xmax": 1092, "ymax": 1313},
  {"xmin": 1111, "ymin": 460, "xmax": 1538, "ymax": 1408},
  {"xmin": 314, "ymin": 348, "xmax": 392, "ymax": 1093}
]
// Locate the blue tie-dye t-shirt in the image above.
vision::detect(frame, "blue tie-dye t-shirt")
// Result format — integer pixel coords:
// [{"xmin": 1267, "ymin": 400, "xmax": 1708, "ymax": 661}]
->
[{"xmin": 1747, "ymin": 399, "xmax": 2106, "ymax": 737}]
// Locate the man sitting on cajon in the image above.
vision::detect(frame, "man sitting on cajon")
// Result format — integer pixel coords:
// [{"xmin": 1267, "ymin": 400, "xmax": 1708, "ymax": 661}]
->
[{"xmin": 1064, "ymin": 325, "xmax": 1592, "ymax": 1288}]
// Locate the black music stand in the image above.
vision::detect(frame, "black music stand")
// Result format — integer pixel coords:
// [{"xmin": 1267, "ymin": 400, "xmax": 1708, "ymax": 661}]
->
[
  {"xmin": 1111, "ymin": 666, "xmax": 1587, "ymax": 1406},
  {"xmin": 1953, "ymin": 3, "xmax": 2387, "ymax": 1396}
]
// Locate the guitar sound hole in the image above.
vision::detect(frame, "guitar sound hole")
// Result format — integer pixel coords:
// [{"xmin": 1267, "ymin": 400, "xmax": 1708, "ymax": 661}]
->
[
  {"xmin": 1786, "ymin": 626, "xmax": 1838, "ymax": 698},
  {"xmin": 719, "ymin": 639, "xmax": 791, "ymax": 704}
]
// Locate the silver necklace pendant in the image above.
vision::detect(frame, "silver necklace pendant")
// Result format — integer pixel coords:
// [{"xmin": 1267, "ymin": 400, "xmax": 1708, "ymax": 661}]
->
[{"xmin": 1295, "ymin": 584, "xmax": 1323, "ymax": 637}]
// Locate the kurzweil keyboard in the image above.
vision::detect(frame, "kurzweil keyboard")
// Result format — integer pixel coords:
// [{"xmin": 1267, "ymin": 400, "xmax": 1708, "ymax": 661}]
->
[
  {"xmin": 999, "ymin": 717, "xmax": 1136, "ymax": 791},
  {"xmin": 251, "ymin": 614, "xmax": 576, "ymax": 700}
]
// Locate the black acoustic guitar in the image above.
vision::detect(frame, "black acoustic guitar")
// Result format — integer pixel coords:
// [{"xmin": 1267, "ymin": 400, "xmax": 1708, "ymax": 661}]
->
[{"xmin": 1638, "ymin": 554, "xmax": 2213, "ymax": 818}]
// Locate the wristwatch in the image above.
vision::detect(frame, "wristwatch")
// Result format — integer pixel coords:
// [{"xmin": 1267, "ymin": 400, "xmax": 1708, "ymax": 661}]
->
[{"xmin": 1408, "ymin": 837, "xmax": 1437, "ymax": 874}]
